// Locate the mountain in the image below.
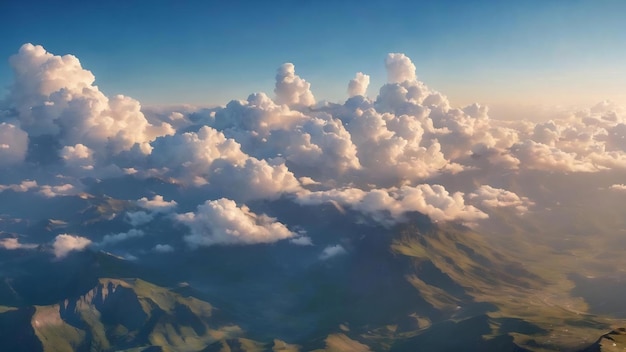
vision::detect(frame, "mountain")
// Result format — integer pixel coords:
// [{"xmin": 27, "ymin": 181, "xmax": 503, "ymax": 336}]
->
[
  {"xmin": 0, "ymin": 278, "xmax": 244, "ymax": 352},
  {"xmin": 0, "ymin": 200, "xmax": 622, "ymax": 351}
]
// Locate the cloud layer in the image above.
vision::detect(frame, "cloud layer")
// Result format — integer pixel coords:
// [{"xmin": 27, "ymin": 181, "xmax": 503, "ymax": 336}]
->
[{"xmin": 2, "ymin": 44, "xmax": 626, "ymax": 255}]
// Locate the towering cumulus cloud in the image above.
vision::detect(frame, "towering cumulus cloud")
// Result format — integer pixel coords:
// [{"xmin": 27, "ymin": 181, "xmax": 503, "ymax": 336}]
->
[
  {"xmin": 274, "ymin": 63, "xmax": 315, "ymax": 106},
  {"xmin": 348, "ymin": 72, "xmax": 370, "ymax": 97},
  {"xmin": 2, "ymin": 43, "xmax": 626, "ymax": 254},
  {"xmin": 6, "ymin": 43, "xmax": 174, "ymax": 163}
]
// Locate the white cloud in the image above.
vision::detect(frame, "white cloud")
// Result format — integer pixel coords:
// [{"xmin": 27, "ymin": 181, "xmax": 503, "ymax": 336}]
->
[
  {"xmin": 99, "ymin": 229, "xmax": 145, "ymax": 247},
  {"xmin": 7, "ymin": 43, "xmax": 174, "ymax": 161},
  {"xmin": 469, "ymin": 185, "xmax": 534, "ymax": 214},
  {"xmin": 136, "ymin": 195, "xmax": 178, "ymax": 213},
  {"xmin": 385, "ymin": 53, "xmax": 417, "ymax": 83},
  {"xmin": 274, "ymin": 63, "xmax": 315, "ymax": 106},
  {"xmin": 125, "ymin": 211, "xmax": 154, "ymax": 226},
  {"xmin": 39, "ymin": 184, "xmax": 77, "ymax": 198},
  {"xmin": 610, "ymin": 184, "xmax": 626, "ymax": 191},
  {"xmin": 297, "ymin": 184, "xmax": 488, "ymax": 225},
  {"xmin": 177, "ymin": 198, "xmax": 294, "ymax": 247},
  {"xmin": 290, "ymin": 236, "xmax": 313, "ymax": 246},
  {"xmin": 0, "ymin": 237, "xmax": 37, "ymax": 250},
  {"xmin": 319, "ymin": 244, "xmax": 346, "ymax": 260},
  {"xmin": 0, "ymin": 180, "xmax": 38, "ymax": 193},
  {"xmin": 348, "ymin": 72, "xmax": 370, "ymax": 97},
  {"xmin": 53, "ymin": 234, "xmax": 91, "ymax": 258},
  {"xmin": 0, "ymin": 123, "xmax": 28, "ymax": 165},
  {"xmin": 4, "ymin": 45, "xmax": 626, "ymax": 251}
]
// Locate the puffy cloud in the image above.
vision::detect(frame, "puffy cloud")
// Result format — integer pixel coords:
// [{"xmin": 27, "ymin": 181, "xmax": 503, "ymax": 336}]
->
[
  {"xmin": 0, "ymin": 180, "xmax": 38, "ymax": 193},
  {"xmin": 297, "ymin": 184, "xmax": 488, "ymax": 225},
  {"xmin": 274, "ymin": 63, "xmax": 315, "ymax": 106},
  {"xmin": 348, "ymin": 72, "xmax": 370, "ymax": 97},
  {"xmin": 176, "ymin": 198, "xmax": 294, "ymax": 247},
  {"xmin": 153, "ymin": 244, "xmax": 174, "ymax": 253},
  {"xmin": 290, "ymin": 236, "xmax": 313, "ymax": 246},
  {"xmin": 610, "ymin": 184, "xmax": 626, "ymax": 191},
  {"xmin": 53, "ymin": 234, "xmax": 91, "ymax": 258},
  {"xmin": 511, "ymin": 140, "xmax": 599, "ymax": 172},
  {"xmin": 319, "ymin": 244, "xmax": 346, "ymax": 260},
  {"xmin": 6, "ymin": 43, "xmax": 174, "ymax": 161},
  {"xmin": 60, "ymin": 143, "xmax": 94, "ymax": 169},
  {"xmin": 0, "ymin": 237, "xmax": 37, "ymax": 250},
  {"xmin": 136, "ymin": 195, "xmax": 177, "ymax": 213},
  {"xmin": 5, "ymin": 44, "xmax": 626, "ymax": 250},
  {"xmin": 125, "ymin": 211, "xmax": 154, "ymax": 226},
  {"xmin": 99, "ymin": 229, "xmax": 145, "ymax": 247},
  {"xmin": 150, "ymin": 125, "xmax": 302, "ymax": 200},
  {"xmin": 385, "ymin": 53, "xmax": 417, "ymax": 83},
  {"xmin": 469, "ymin": 185, "xmax": 534, "ymax": 214},
  {"xmin": 0, "ymin": 123, "xmax": 28, "ymax": 165},
  {"xmin": 39, "ymin": 183, "xmax": 78, "ymax": 198}
]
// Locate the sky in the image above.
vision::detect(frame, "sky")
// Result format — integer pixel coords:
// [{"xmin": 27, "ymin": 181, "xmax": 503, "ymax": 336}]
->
[{"xmin": 1, "ymin": 0, "xmax": 626, "ymax": 114}]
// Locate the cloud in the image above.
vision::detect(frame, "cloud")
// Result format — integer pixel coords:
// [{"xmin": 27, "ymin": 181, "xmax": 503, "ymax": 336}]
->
[
  {"xmin": 469, "ymin": 185, "xmax": 534, "ymax": 214},
  {"xmin": 0, "ymin": 123, "xmax": 28, "ymax": 165},
  {"xmin": 0, "ymin": 237, "xmax": 37, "ymax": 250},
  {"xmin": 176, "ymin": 198, "xmax": 294, "ymax": 247},
  {"xmin": 99, "ymin": 229, "xmax": 145, "ymax": 247},
  {"xmin": 348, "ymin": 72, "xmax": 370, "ymax": 97},
  {"xmin": 136, "ymin": 195, "xmax": 178, "ymax": 213},
  {"xmin": 319, "ymin": 244, "xmax": 346, "ymax": 260},
  {"xmin": 610, "ymin": 184, "xmax": 626, "ymax": 191},
  {"xmin": 297, "ymin": 184, "xmax": 488, "ymax": 225},
  {"xmin": 290, "ymin": 236, "xmax": 313, "ymax": 246},
  {"xmin": 3, "ymin": 44, "xmax": 626, "ymax": 246},
  {"xmin": 53, "ymin": 234, "xmax": 91, "ymax": 258},
  {"xmin": 39, "ymin": 183, "xmax": 77, "ymax": 198},
  {"xmin": 153, "ymin": 244, "xmax": 174, "ymax": 253},
  {"xmin": 125, "ymin": 211, "xmax": 154, "ymax": 226},
  {"xmin": 274, "ymin": 63, "xmax": 315, "ymax": 106},
  {"xmin": 0, "ymin": 180, "xmax": 38, "ymax": 193},
  {"xmin": 385, "ymin": 53, "xmax": 417, "ymax": 83},
  {"xmin": 6, "ymin": 43, "xmax": 174, "ymax": 163}
]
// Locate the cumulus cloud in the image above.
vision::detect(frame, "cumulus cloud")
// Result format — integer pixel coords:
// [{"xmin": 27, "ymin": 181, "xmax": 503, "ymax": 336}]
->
[
  {"xmin": 153, "ymin": 244, "xmax": 174, "ymax": 253},
  {"xmin": 348, "ymin": 72, "xmax": 370, "ymax": 97},
  {"xmin": 136, "ymin": 195, "xmax": 177, "ymax": 213},
  {"xmin": 53, "ymin": 234, "xmax": 91, "ymax": 258},
  {"xmin": 149, "ymin": 125, "xmax": 302, "ymax": 199},
  {"xmin": 3, "ymin": 44, "xmax": 626, "ymax": 252},
  {"xmin": 0, "ymin": 123, "xmax": 28, "ymax": 165},
  {"xmin": 610, "ymin": 184, "xmax": 626, "ymax": 191},
  {"xmin": 297, "ymin": 184, "xmax": 488, "ymax": 225},
  {"xmin": 99, "ymin": 229, "xmax": 145, "ymax": 247},
  {"xmin": 176, "ymin": 198, "xmax": 294, "ymax": 247},
  {"xmin": 290, "ymin": 236, "xmax": 313, "ymax": 246},
  {"xmin": 274, "ymin": 63, "xmax": 315, "ymax": 106},
  {"xmin": 0, "ymin": 237, "xmax": 37, "ymax": 250},
  {"xmin": 319, "ymin": 244, "xmax": 346, "ymax": 260},
  {"xmin": 469, "ymin": 185, "xmax": 534, "ymax": 214},
  {"xmin": 0, "ymin": 180, "xmax": 37, "ymax": 193},
  {"xmin": 39, "ymin": 184, "xmax": 78, "ymax": 198},
  {"xmin": 385, "ymin": 53, "xmax": 417, "ymax": 83},
  {"xmin": 6, "ymin": 43, "xmax": 174, "ymax": 162},
  {"xmin": 125, "ymin": 211, "xmax": 154, "ymax": 226}
]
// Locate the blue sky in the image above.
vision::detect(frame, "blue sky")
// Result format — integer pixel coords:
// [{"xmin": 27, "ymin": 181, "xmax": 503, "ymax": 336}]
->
[{"xmin": 1, "ymin": 0, "xmax": 625, "ymax": 110}]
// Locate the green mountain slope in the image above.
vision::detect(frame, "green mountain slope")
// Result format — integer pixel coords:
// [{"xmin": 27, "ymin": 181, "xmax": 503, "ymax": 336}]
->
[{"xmin": 0, "ymin": 278, "xmax": 245, "ymax": 352}]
